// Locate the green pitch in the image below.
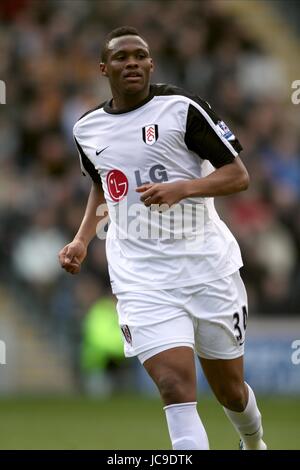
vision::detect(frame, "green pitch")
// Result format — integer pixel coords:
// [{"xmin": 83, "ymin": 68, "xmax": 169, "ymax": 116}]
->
[{"xmin": 0, "ymin": 395, "xmax": 299, "ymax": 449}]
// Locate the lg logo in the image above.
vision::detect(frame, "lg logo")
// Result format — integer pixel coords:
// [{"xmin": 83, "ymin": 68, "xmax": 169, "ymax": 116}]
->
[
  {"xmin": 291, "ymin": 340, "xmax": 300, "ymax": 365},
  {"xmin": 106, "ymin": 170, "xmax": 129, "ymax": 202},
  {"xmin": 107, "ymin": 165, "xmax": 169, "ymax": 202},
  {"xmin": 135, "ymin": 164, "xmax": 168, "ymax": 187}
]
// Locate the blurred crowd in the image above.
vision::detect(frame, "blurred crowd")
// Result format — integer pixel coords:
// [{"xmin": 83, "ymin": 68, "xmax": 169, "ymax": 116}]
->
[{"xmin": 0, "ymin": 0, "xmax": 300, "ymax": 354}]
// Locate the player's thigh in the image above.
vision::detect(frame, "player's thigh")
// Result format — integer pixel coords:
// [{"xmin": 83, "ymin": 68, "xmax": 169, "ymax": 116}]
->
[
  {"xmin": 199, "ymin": 355, "xmax": 245, "ymax": 397},
  {"xmin": 143, "ymin": 346, "xmax": 197, "ymax": 405},
  {"xmin": 199, "ymin": 355, "xmax": 248, "ymax": 410}
]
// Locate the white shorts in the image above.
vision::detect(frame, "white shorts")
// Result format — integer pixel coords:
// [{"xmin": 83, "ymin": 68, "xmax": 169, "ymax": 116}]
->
[{"xmin": 116, "ymin": 271, "xmax": 248, "ymax": 363}]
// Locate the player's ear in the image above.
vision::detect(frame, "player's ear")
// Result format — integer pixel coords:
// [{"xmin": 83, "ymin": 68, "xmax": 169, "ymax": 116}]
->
[
  {"xmin": 150, "ymin": 58, "xmax": 154, "ymax": 74},
  {"xmin": 100, "ymin": 62, "xmax": 108, "ymax": 77}
]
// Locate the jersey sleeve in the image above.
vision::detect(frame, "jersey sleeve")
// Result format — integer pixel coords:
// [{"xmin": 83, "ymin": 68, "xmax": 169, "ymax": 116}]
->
[
  {"xmin": 184, "ymin": 98, "xmax": 243, "ymax": 168},
  {"xmin": 73, "ymin": 134, "xmax": 101, "ymax": 184}
]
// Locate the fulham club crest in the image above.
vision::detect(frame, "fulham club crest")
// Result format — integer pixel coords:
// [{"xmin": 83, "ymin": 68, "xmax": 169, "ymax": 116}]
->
[
  {"xmin": 142, "ymin": 124, "xmax": 159, "ymax": 146},
  {"xmin": 120, "ymin": 325, "xmax": 132, "ymax": 345}
]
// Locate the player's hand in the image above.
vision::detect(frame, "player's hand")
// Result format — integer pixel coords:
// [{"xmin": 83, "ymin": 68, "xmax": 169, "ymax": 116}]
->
[
  {"xmin": 58, "ymin": 239, "xmax": 87, "ymax": 275},
  {"xmin": 136, "ymin": 181, "xmax": 188, "ymax": 208}
]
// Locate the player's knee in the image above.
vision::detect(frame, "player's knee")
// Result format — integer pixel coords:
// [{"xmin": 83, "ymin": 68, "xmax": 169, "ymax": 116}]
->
[
  {"xmin": 157, "ymin": 372, "xmax": 194, "ymax": 405},
  {"xmin": 216, "ymin": 384, "xmax": 247, "ymax": 412}
]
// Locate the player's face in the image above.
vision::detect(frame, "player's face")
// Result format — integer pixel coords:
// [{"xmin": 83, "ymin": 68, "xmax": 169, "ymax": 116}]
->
[{"xmin": 101, "ymin": 36, "xmax": 154, "ymax": 95}]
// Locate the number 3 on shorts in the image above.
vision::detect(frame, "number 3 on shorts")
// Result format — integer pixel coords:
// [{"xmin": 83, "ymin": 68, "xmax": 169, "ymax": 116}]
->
[{"xmin": 233, "ymin": 306, "xmax": 248, "ymax": 345}]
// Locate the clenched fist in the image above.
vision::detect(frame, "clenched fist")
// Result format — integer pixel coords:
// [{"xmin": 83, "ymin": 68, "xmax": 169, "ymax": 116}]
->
[
  {"xmin": 58, "ymin": 239, "xmax": 87, "ymax": 275},
  {"xmin": 136, "ymin": 181, "xmax": 188, "ymax": 208}
]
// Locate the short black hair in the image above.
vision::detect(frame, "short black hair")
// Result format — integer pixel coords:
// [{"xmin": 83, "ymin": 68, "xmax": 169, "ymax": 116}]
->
[{"xmin": 101, "ymin": 26, "xmax": 147, "ymax": 62}]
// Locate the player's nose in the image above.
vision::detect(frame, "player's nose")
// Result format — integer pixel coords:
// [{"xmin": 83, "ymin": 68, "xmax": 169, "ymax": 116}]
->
[{"xmin": 125, "ymin": 56, "xmax": 139, "ymax": 68}]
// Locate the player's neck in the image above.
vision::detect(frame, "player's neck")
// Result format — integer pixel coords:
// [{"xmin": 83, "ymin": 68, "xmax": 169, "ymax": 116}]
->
[{"xmin": 111, "ymin": 86, "xmax": 151, "ymax": 112}]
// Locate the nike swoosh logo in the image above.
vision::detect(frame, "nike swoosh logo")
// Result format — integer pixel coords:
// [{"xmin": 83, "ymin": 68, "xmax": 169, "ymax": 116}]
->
[{"xmin": 96, "ymin": 146, "xmax": 109, "ymax": 156}]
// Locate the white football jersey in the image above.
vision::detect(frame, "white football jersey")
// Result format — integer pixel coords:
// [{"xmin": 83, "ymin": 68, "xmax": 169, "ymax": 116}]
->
[{"xmin": 73, "ymin": 84, "xmax": 243, "ymax": 293}]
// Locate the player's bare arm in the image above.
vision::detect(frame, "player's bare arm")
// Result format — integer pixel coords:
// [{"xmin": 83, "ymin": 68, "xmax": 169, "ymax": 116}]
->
[
  {"xmin": 59, "ymin": 182, "xmax": 106, "ymax": 274},
  {"xmin": 137, "ymin": 156, "xmax": 249, "ymax": 207}
]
